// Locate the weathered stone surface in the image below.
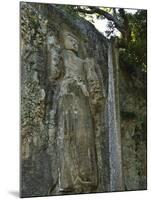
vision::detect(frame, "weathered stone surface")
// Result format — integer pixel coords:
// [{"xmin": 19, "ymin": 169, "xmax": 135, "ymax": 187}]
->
[
  {"xmin": 120, "ymin": 62, "xmax": 147, "ymax": 190},
  {"xmin": 20, "ymin": 2, "xmax": 147, "ymax": 197}
]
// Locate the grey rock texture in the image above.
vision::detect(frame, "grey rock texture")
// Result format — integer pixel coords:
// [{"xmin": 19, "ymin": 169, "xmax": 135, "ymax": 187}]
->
[
  {"xmin": 20, "ymin": 2, "xmax": 147, "ymax": 197},
  {"xmin": 120, "ymin": 61, "xmax": 147, "ymax": 190}
]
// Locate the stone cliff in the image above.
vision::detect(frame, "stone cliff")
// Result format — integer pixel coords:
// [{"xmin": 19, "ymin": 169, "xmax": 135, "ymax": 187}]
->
[{"xmin": 20, "ymin": 2, "xmax": 147, "ymax": 197}]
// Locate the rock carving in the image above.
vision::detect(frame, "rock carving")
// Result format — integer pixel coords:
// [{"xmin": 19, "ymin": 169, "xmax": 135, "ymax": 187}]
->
[{"xmin": 48, "ymin": 31, "xmax": 103, "ymax": 192}]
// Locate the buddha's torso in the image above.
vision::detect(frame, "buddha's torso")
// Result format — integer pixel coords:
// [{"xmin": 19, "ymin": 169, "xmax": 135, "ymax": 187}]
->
[{"xmin": 63, "ymin": 50, "xmax": 85, "ymax": 81}]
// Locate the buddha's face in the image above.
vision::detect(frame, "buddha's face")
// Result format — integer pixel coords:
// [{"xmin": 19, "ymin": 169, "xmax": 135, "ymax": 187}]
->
[{"xmin": 64, "ymin": 35, "xmax": 78, "ymax": 52}]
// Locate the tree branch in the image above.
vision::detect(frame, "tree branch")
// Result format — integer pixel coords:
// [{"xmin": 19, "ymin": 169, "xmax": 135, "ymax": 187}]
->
[{"xmin": 75, "ymin": 6, "xmax": 124, "ymax": 33}]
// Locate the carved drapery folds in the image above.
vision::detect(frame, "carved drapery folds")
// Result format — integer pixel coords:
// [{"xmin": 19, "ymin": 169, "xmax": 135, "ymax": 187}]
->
[{"xmin": 47, "ymin": 31, "xmax": 105, "ymax": 193}]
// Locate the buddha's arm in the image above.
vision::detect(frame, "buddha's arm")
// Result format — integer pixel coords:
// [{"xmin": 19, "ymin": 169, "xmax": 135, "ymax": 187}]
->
[
  {"xmin": 48, "ymin": 50, "xmax": 62, "ymax": 81},
  {"xmin": 84, "ymin": 58, "xmax": 105, "ymax": 99},
  {"xmin": 84, "ymin": 58, "xmax": 99, "ymax": 90}
]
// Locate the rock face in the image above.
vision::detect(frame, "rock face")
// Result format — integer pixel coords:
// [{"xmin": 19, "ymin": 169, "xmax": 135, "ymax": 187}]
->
[
  {"xmin": 120, "ymin": 61, "xmax": 147, "ymax": 190},
  {"xmin": 20, "ymin": 2, "xmax": 147, "ymax": 197}
]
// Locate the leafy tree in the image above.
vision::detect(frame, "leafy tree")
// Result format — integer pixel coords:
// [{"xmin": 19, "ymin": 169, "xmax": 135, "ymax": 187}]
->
[{"xmin": 120, "ymin": 10, "xmax": 147, "ymax": 71}]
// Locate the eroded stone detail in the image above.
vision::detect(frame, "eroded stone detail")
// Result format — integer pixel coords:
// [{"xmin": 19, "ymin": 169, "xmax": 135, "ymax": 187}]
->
[
  {"xmin": 58, "ymin": 32, "xmax": 98, "ymax": 192},
  {"xmin": 21, "ymin": 2, "xmax": 146, "ymax": 197},
  {"xmin": 45, "ymin": 31, "xmax": 105, "ymax": 193}
]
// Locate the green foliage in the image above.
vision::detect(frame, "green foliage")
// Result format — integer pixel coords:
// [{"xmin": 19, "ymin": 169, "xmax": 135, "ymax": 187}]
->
[{"xmin": 120, "ymin": 10, "xmax": 147, "ymax": 72}]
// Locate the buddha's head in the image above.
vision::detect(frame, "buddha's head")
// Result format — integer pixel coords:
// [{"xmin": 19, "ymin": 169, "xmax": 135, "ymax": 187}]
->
[{"xmin": 63, "ymin": 31, "xmax": 79, "ymax": 53}]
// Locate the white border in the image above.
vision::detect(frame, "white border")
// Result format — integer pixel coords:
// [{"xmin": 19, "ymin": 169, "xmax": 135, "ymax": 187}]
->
[{"xmin": 0, "ymin": 0, "xmax": 150, "ymax": 199}]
